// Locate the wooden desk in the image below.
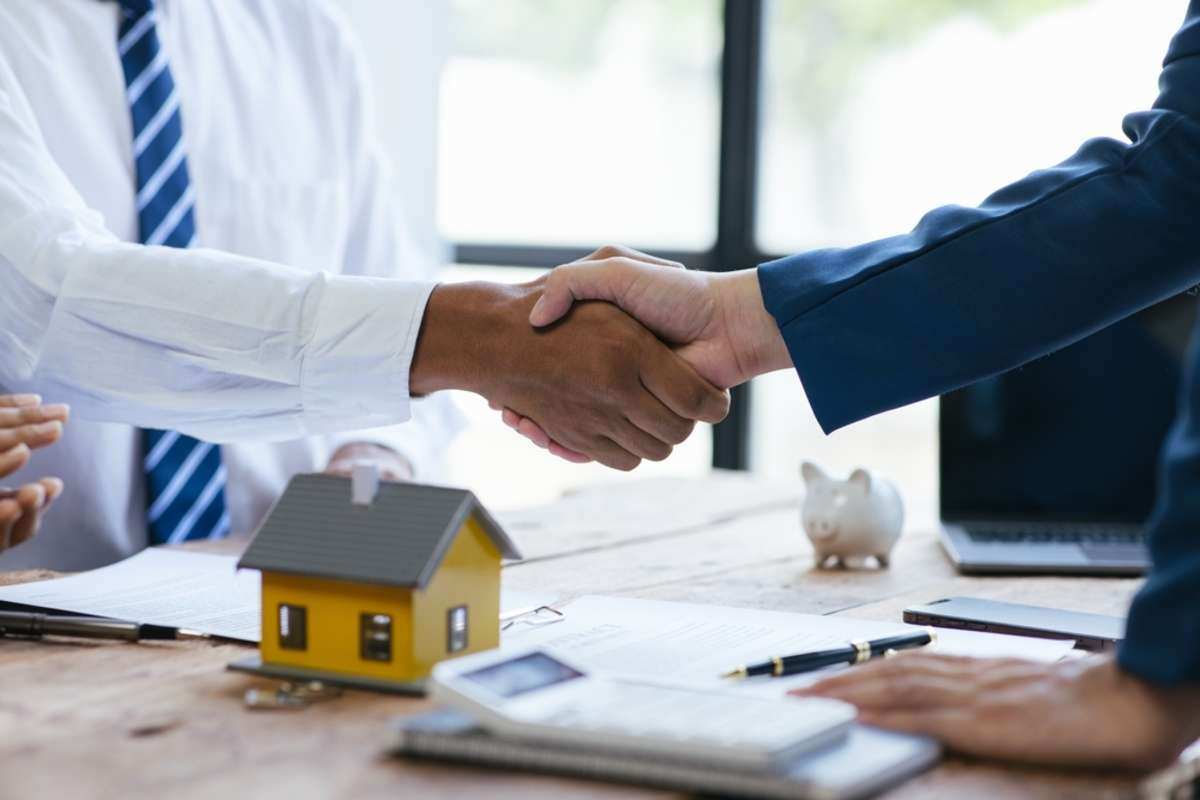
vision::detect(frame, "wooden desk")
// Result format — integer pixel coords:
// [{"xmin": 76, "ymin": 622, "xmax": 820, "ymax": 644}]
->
[{"xmin": 0, "ymin": 476, "xmax": 1149, "ymax": 799}]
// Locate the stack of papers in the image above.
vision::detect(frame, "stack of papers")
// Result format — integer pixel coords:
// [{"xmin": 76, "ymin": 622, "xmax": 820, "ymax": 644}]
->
[
  {"xmin": 496, "ymin": 473, "xmax": 797, "ymax": 560},
  {"xmin": 502, "ymin": 595, "xmax": 1077, "ymax": 695},
  {"xmin": 0, "ymin": 548, "xmax": 558, "ymax": 643}
]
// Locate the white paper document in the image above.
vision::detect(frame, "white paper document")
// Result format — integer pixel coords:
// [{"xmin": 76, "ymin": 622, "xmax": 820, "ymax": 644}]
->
[
  {"xmin": 503, "ymin": 595, "xmax": 1076, "ymax": 695},
  {"xmin": 495, "ymin": 474, "xmax": 797, "ymax": 560},
  {"xmin": 0, "ymin": 548, "xmax": 261, "ymax": 640},
  {"xmin": 0, "ymin": 548, "xmax": 559, "ymax": 643}
]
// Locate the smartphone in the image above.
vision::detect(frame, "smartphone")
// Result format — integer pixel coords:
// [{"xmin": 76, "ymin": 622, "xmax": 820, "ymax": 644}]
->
[{"xmin": 903, "ymin": 597, "xmax": 1125, "ymax": 652}]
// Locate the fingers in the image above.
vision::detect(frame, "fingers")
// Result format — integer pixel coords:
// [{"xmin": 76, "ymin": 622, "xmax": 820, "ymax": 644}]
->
[
  {"xmin": 39, "ymin": 477, "xmax": 65, "ymax": 503},
  {"xmin": 606, "ymin": 418, "xmax": 673, "ymax": 463},
  {"xmin": 0, "ymin": 478, "xmax": 60, "ymax": 550},
  {"xmin": 530, "ymin": 259, "xmax": 639, "ymax": 328},
  {"xmin": 9, "ymin": 481, "xmax": 46, "ymax": 547},
  {"xmin": 574, "ymin": 244, "xmax": 682, "ymax": 269},
  {"xmin": 798, "ymin": 672, "xmax": 975, "ymax": 711},
  {"xmin": 0, "ymin": 443, "xmax": 31, "ymax": 477},
  {"xmin": 792, "ymin": 654, "xmax": 1042, "ymax": 715},
  {"xmin": 625, "ymin": 390, "xmax": 696, "ymax": 448},
  {"xmin": 0, "ymin": 394, "xmax": 42, "ymax": 408},
  {"xmin": 0, "ymin": 420, "xmax": 64, "ymax": 452},
  {"xmin": 548, "ymin": 441, "xmax": 592, "ymax": 463},
  {"xmin": 795, "ymin": 652, "xmax": 976, "ymax": 696},
  {"xmin": 0, "ymin": 498, "xmax": 17, "ymax": 550},
  {"xmin": 501, "ymin": 409, "xmax": 593, "ymax": 463},
  {"xmin": 585, "ymin": 436, "xmax": 641, "ymax": 472},
  {"xmin": 638, "ymin": 346, "xmax": 730, "ymax": 425},
  {"xmin": 0, "ymin": 403, "xmax": 70, "ymax": 428},
  {"xmin": 514, "ymin": 416, "xmax": 551, "ymax": 449}
]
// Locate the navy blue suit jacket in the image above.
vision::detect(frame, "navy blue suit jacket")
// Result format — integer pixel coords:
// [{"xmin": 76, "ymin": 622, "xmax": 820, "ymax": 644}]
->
[{"xmin": 758, "ymin": 3, "xmax": 1200, "ymax": 684}]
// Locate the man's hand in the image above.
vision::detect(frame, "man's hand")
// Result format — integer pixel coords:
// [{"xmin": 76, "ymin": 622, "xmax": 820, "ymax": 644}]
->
[
  {"xmin": 790, "ymin": 652, "xmax": 1200, "ymax": 771},
  {"xmin": 325, "ymin": 442, "xmax": 413, "ymax": 482},
  {"xmin": 502, "ymin": 245, "xmax": 790, "ymax": 462},
  {"xmin": 530, "ymin": 245, "xmax": 791, "ymax": 388},
  {"xmin": 409, "ymin": 279, "xmax": 730, "ymax": 471},
  {"xmin": 0, "ymin": 394, "xmax": 68, "ymax": 551}
]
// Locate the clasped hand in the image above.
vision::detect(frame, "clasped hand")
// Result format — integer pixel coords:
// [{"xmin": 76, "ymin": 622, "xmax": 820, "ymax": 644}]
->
[
  {"xmin": 0, "ymin": 394, "xmax": 67, "ymax": 551},
  {"xmin": 495, "ymin": 245, "xmax": 790, "ymax": 463},
  {"xmin": 410, "ymin": 277, "xmax": 731, "ymax": 471}
]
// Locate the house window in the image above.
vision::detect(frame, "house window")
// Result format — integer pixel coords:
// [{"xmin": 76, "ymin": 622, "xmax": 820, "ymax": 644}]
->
[
  {"xmin": 447, "ymin": 605, "xmax": 468, "ymax": 653},
  {"xmin": 278, "ymin": 603, "xmax": 307, "ymax": 651},
  {"xmin": 360, "ymin": 613, "xmax": 393, "ymax": 662}
]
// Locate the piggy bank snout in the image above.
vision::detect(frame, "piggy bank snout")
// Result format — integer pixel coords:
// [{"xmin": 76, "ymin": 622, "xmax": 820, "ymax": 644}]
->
[{"xmin": 806, "ymin": 516, "xmax": 838, "ymax": 540}]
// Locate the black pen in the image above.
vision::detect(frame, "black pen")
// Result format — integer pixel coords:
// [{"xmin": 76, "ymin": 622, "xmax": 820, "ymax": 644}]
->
[
  {"xmin": 0, "ymin": 610, "xmax": 208, "ymax": 642},
  {"xmin": 721, "ymin": 630, "xmax": 935, "ymax": 679}
]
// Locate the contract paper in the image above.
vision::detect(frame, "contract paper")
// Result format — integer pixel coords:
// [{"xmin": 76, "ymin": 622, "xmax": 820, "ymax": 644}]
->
[
  {"xmin": 0, "ymin": 547, "xmax": 558, "ymax": 643},
  {"xmin": 503, "ymin": 595, "xmax": 1077, "ymax": 695}
]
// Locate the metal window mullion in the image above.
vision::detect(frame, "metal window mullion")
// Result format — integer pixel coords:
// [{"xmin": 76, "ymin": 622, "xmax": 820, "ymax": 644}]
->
[{"xmin": 711, "ymin": 0, "xmax": 767, "ymax": 472}]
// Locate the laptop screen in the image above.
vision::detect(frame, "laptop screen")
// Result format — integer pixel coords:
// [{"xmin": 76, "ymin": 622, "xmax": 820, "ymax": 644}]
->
[{"xmin": 940, "ymin": 293, "xmax": 1197, "ymax": 525}]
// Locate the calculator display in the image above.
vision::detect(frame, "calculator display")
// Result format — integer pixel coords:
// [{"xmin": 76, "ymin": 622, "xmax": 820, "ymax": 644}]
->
[{"xmin": 462, "ymin": 651, "xmax": 584, "ymax": 698}]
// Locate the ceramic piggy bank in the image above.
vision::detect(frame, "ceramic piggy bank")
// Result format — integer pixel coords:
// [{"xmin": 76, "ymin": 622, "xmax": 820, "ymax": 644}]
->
[{"xmin": 801, "ymin": 462, "xmax": 904, "ymax": 569}]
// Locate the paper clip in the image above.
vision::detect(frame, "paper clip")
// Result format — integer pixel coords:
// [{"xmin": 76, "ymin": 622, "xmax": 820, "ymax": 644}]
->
[{"xmin": 501, "ymin": 605, "xmax": 565, "ymax": 632}]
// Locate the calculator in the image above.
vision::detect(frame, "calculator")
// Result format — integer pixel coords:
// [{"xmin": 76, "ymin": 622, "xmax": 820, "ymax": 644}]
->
[{"xmin": 429, "ymin": 646, "xmax": 857, "ymax": 772}]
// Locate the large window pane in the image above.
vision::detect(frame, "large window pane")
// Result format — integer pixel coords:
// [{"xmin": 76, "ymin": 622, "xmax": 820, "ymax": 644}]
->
[
  {"xmin": 756, "ymin": 0, "xmax": 1181, "ymax": 253},
  {"xmin": 439, "ymin": 0, "xmax": 722, "ymax": 250},
  {"xmin": 751, "ymin": 1, "xmax": 1182, "ymax": 524}
]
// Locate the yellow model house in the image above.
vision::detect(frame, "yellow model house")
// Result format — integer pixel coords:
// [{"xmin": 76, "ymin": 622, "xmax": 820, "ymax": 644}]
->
[{"xmin": 229, "ymin": 468, "xmax": 521, "ymax": 693}]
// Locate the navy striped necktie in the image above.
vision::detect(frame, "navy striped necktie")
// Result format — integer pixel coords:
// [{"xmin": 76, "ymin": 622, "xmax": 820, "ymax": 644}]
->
[{"xmin": 117, "ymin": 0, "xmax": 230, "ymax": 543}]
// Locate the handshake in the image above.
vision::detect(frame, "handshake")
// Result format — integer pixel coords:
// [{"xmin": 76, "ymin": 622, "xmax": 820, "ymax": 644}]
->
[{"xmin": 410, "ymin": 245, "xmax": 792, "ymax": 470}]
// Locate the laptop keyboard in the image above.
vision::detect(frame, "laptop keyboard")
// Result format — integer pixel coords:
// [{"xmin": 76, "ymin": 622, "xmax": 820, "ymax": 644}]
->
[{"xmin": 964, "ymin": 524, "xmax": 1146, "ymax": 545}]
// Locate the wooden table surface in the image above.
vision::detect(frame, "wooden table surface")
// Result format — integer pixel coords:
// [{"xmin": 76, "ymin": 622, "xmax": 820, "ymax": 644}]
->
[{"xmin": 0, "ymin": 474, "xmax": 1153, "ymax": 800}]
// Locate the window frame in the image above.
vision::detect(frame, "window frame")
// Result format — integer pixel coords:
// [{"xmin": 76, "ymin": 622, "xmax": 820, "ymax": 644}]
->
[
  {"xmin": 446, "ymin": 604, "xmax": 469, "ymax": 653},
  {"xmin": 450, "ymin": 1, "xmax": 777, "ymax": 471},
  {"xmin": 278, "ymin": 603, "xmax": 308, "ymax": 651},
  {"xmin": 360, "ymin": 612, "xmax": 394, "ymax": 663}
]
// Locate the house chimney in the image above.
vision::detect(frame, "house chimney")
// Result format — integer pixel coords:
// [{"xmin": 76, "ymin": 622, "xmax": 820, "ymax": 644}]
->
[{"xmin": 351, "ymin": 463, "xmax": 380, "ymax": 506}]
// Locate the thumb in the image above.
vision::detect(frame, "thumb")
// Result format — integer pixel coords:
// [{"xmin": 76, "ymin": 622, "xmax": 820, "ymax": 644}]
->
[{"xmin": 529, "ymin": 260, "xmax": 635, "ymax": 327}]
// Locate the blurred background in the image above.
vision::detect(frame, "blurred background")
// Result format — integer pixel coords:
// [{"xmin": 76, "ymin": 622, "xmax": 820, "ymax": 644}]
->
[{"xmin": 335, "ymin": 0, "xmax": 1183, "ymax": 521}]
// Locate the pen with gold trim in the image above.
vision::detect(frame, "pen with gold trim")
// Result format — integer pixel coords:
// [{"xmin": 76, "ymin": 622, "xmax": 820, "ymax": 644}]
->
[
  {"xmin": 721, "ymin": 630, "xmax": 935, "ymax": 679},
  {"xmin": 0, "ymin": 610, "xmax": 208, "ymax": 642}
]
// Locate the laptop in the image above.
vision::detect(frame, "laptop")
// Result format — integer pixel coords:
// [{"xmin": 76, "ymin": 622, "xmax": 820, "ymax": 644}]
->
[{"xmin": 938, "ymin": 292, "xmax": 1197, "ymax": 575}]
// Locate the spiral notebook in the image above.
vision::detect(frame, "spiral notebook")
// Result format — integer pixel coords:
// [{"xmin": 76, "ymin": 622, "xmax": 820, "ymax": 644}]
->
[{"xmin": 390, "ymin": 709, "xmax": 939, "ymax": 800}]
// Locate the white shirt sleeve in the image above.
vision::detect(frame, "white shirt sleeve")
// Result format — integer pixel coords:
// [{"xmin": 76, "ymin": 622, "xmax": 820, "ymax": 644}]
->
[
  {"xmin": 0, "ymin": 53, "xmax": 435, "ymax": 444},
  {"xmin": 320, "ymin": 7, "xmax": 464, "ymax": 478}
]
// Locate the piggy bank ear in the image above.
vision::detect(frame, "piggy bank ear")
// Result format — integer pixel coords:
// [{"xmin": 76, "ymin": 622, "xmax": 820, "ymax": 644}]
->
[
  {"xmin": 848, "ymin": 468, "xmax": 872, "ymax": 492},
  {"xmin": 801, "ymin": 461, "xmax": 828, "ymax": 486}
]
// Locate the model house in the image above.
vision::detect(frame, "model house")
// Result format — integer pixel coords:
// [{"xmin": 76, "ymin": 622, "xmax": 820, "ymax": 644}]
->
[{"xmin": 230, "ymin": 467, "xmax": 521, "ymax": 693}]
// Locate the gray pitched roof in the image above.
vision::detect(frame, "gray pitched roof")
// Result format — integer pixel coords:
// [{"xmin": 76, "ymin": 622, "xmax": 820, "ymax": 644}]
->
[{"xmin": 237, "ymin": 474, "xmax": 521, "ymax": 589}]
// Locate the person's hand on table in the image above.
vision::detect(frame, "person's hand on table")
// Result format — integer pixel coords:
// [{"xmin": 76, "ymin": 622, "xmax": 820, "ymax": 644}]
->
[
  {"xmin": 325, "ymin": 442, "xmax": 413, "ymax": 482},
  {"xmin": 789, "ymin": 652, "xmax": 1200, "ymax": 771},
  {"xmin": 0, "ymin": 394, "xmax": 68, "ymax": 551},
  {"xmin": 499, "ymin": 245, "xmax": 789, "ymax": 462},
  {"xmin": 410, "ymin": 278, "xmax": 730, "ymax": 471}
]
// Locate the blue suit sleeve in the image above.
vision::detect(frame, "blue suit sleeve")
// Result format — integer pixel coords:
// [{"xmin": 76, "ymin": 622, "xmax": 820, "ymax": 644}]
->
[
  {"xmin": 758, "ymin": 3, "xmax": 1200, "ymax": 685},
  {"xmin": 759, "ymin": 3, "xmax": 1200, "ymax": 434}
]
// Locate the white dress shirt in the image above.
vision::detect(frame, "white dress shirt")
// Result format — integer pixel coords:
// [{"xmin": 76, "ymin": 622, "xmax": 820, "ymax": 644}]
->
[{"xmin": 0, "ymin": 0, "xmax": 462, "ymax": 569}]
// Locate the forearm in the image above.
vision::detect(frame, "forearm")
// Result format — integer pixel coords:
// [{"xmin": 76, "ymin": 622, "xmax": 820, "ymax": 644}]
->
[
  {"xmin": 410, "ymin": 281, "xmax": 529, "ymax": 397},
  {"xmin": 2, "ymin": 226, "xmax": 433, "ymax": 441}
]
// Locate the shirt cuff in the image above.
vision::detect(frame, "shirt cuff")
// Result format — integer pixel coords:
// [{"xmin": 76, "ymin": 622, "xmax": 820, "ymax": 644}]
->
[{"xmin": 298, "ymin": 273, "xmax": 436, "ymax": 435}]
